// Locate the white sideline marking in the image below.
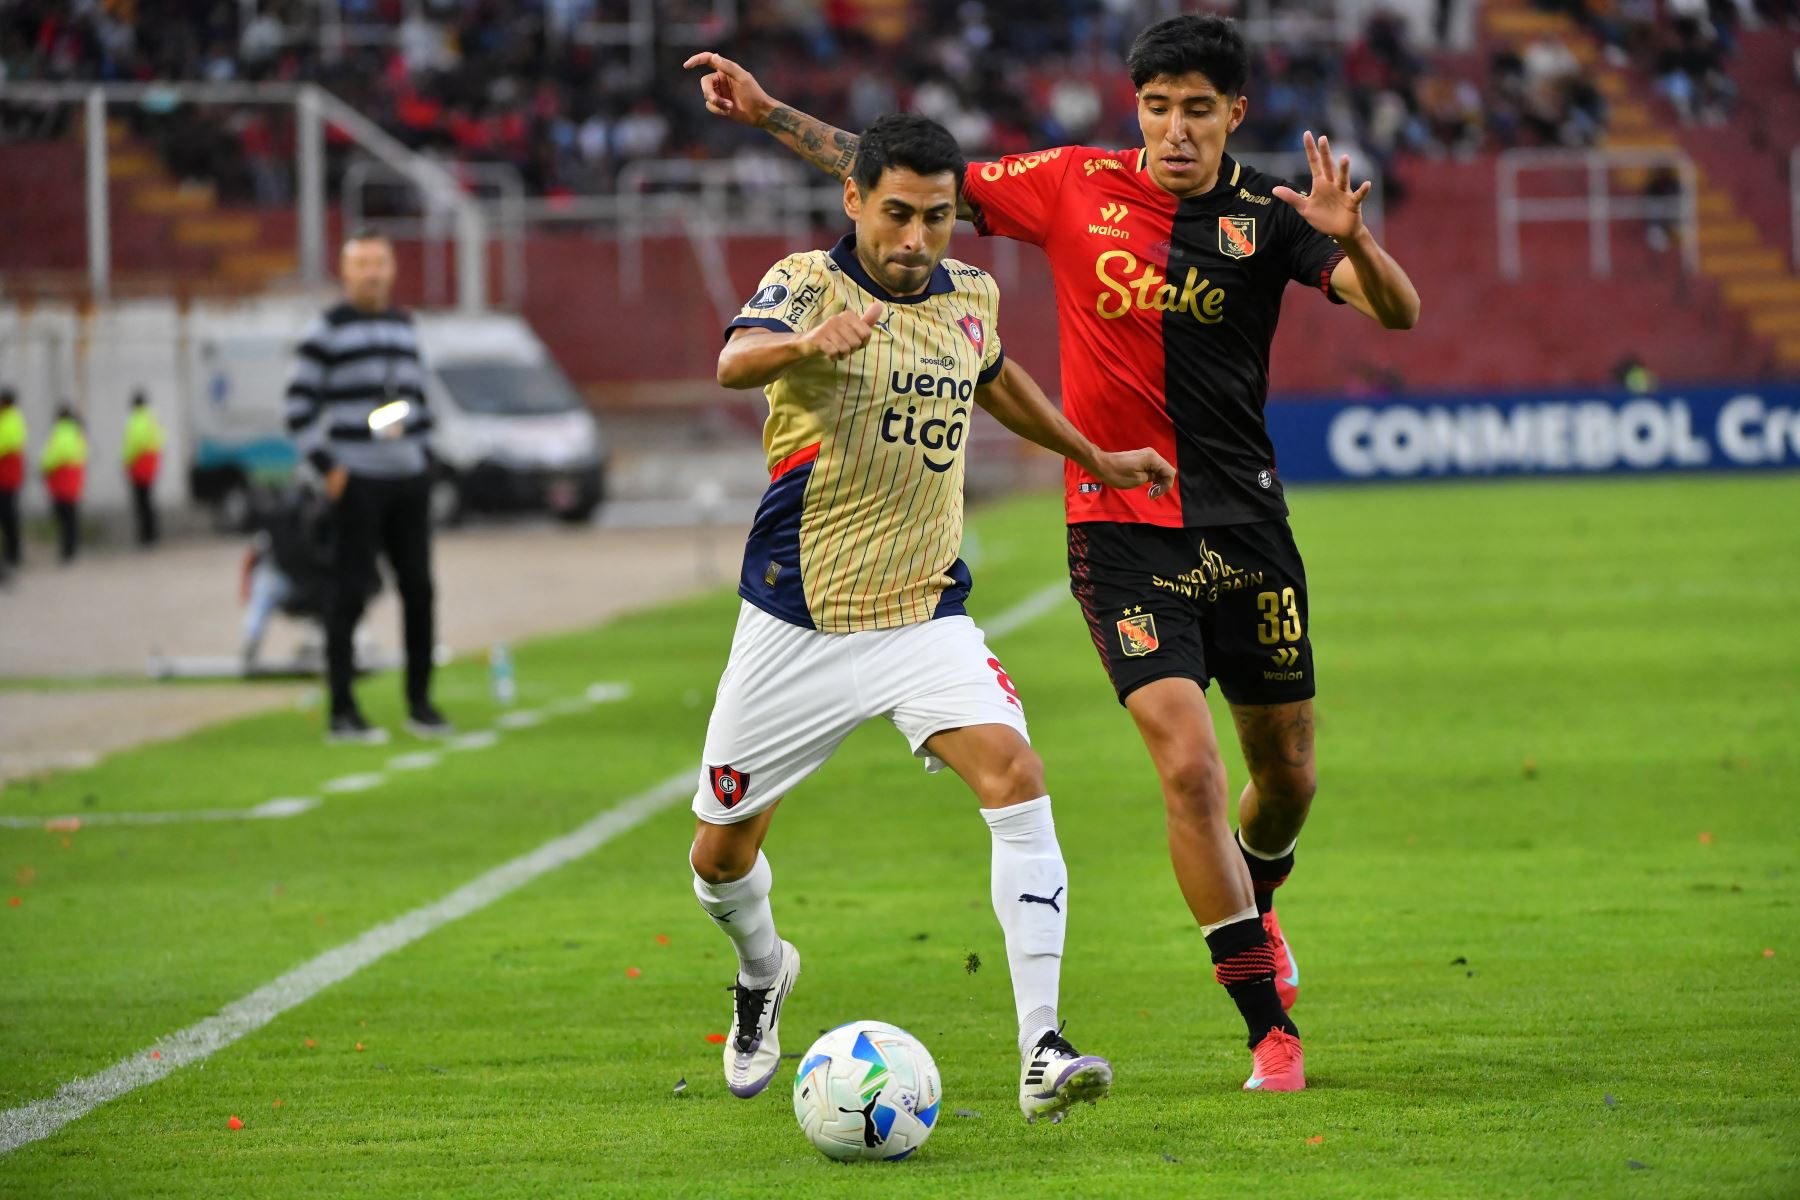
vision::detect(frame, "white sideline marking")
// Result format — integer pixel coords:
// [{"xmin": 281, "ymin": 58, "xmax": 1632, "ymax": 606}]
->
[
  {"xmin": 251, "ymin": 798, "xmax": 320, "ymax": 819},
  {"xmin": 497, "ymin": 710, "xmax": 546, "ymax": 730},
  {"xmin": 0, "ymin": 681, "xmax": 631, "ymax": 833},
  {"xmin": 0, "ymin": 592, "xmax": 1069, "ymax": 1150},
  {"xmin": 0, "ymin": 798, "xmax": 321, "ymax": 830},
  {"xmin": 320, "ymin": 773, "xmax": 385, "ymax": 795},
  {"xmin": 0, "ymin": 769, "xmax": 693, "ymax": 1156},
  {"xmin": 985, "ymin": 581, "xmax": 1069, "ymax": 640}
]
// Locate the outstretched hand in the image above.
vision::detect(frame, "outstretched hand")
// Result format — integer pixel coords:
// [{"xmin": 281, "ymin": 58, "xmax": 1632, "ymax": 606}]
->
[
  {"xmin": 683, "ymin": 51, "xmax": 775, "ymax": 126},
  {"xmin": 1271, "ymin": 131, "xmax": 1371, "ymax": 242}
]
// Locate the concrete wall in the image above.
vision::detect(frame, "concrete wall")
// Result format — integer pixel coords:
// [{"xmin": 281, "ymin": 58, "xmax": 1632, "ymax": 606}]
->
[
  {"xmin": 3, "ymin": 302, "xmax": 178, "ymax": 516},
  {"xmin": 0, "ymin": 296, "xmax": 330, "ymax": 517}
]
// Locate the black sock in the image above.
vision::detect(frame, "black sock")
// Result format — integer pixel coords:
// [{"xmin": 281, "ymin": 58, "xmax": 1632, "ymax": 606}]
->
[
  {"xmin": 1238, "ymin": 830, "xmax": 1294, "ymax": 916},
  {"xmin": 1205, "ymin": 915, "xmax": 1298, "ymax": 1047}
]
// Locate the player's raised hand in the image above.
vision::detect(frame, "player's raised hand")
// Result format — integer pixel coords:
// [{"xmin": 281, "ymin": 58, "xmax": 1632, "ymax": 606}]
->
[
  {"xmin": 1090, "ymin": 448, "xmax": 1176, "ymax": 499},
  {"xmin": 683, "ymin": 52, "xmax": 775, "ymax": 126},
  {"xmin": 1272, "ymin": 131, "xmax": 1372, "ymax": 242},
  {"xmin": 802, "ymin": 302, "xmax": 885, "ymax": 360}
]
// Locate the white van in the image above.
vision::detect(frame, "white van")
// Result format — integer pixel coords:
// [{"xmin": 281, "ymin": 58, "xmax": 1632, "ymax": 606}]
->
[{"xmin": 189, "ymin": 308, "xmax": 606, "ymax": 527}]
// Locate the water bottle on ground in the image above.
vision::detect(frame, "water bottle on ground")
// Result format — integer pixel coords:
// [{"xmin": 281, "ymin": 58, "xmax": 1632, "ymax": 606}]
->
[{"xmin": 489, "ymin": 643, "xmax": 516, "ymax": 706}]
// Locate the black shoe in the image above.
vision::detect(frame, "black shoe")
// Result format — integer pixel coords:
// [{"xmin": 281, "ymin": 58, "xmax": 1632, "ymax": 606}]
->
[
  {"xmin": 405, "ymin": 702, "xmax": 453, "ymax": 739},
  {"xmin": 327, "ymin": 709, "xmax": 390, "ymax": 745}
]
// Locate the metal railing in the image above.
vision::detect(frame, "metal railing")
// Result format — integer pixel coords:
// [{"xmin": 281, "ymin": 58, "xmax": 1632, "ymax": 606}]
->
[
  {"xmin": 0, "ymin": 81, "xmax": 492, "ymax": 311},
  {"xmin": 521, "ymin": 158, "xmax": 1025, "ymax": 331},
  {"xmin": 1497, "ymin": 147, "xmax": 1700, "ymax": 279},
  {"xmin": 521, "ymin": 149, "xmax": 1346, "ymax": 323},
  {"xmin": 1790, "ymin": 145, "xmax": 1799, "ymax": 272}
]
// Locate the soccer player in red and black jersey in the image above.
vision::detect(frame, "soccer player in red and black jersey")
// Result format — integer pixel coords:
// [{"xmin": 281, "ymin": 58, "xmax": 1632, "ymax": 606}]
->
[{"xmin": 688, "ymin": 14, "xmax": 1420, "ymax": 1093}]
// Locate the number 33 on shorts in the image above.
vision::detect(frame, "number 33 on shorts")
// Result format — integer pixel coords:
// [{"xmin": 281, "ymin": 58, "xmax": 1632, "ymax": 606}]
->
[{"xmin": 1256, "ymin": 586, "xmax": 1303, "ymax": 645}]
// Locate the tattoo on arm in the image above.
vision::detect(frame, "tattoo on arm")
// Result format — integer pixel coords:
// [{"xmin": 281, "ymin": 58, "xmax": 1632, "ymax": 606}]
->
[
  {"xmin": 760, "ymin": 105, "xmax": 980, "ymax": 222},
  {"xmin": 760, "ymin": 107, "xmax": 858, "ymax": 181}
]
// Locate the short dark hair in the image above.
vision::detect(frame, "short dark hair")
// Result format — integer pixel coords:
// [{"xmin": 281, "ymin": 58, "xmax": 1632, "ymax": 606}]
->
[
  {"xmin": 850, "ymin": 113, "xmax": 965, "ymax": 195},
  {"xmin": 1126, "ymin": 14, "xmax": 1250, "ymax": 96},
  {"xmin": 0, "ymin": 388, "xmax": 14, "ymax": 406},
  {"xmin": 343, "ymin": 228, "xmax": 391, "ymax": 248}
]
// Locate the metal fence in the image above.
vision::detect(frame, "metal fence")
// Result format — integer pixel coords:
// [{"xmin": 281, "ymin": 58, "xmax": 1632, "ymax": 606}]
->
[
  {"xmin": 1497, "ymin": 147, "xmax": 1701, "ymax": 279},
  {"xmin": 0, "ymin": 81, "xmax": 493, "ymax": 311}
]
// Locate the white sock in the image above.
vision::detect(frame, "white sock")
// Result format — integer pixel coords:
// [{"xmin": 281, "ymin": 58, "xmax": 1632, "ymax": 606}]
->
[
  {"xmin": 1200, "ymin": 904, "xmax": 1260, "ymax": 936},
  {"xmin": 1237, "ymin": 829, "xmax": 1298, "ymax": 860},
  {"xmin": 692, "ymin": 850, "xmax": 781, "ymax": 987},
  {"xmin": 981, "ymin": 796, "xmax": 1066, "ymax": 1057}
]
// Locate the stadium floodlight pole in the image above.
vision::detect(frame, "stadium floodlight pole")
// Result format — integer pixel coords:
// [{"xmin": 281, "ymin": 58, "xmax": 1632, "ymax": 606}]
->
[{"xmin": 84, "ymin": 88, "xmax": 110, "ymax": 300}]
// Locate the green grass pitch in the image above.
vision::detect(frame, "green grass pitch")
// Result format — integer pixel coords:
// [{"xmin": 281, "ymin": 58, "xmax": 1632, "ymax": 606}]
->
[{"xmin": 2, "ymin": 474, "xmax": 1796, "ymax": 1198}]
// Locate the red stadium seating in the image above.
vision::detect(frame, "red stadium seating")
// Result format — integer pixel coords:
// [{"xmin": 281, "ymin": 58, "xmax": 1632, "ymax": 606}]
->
[{"xmin": 1, "ymin": 126, "xmax": 1786, "ymax": 398}]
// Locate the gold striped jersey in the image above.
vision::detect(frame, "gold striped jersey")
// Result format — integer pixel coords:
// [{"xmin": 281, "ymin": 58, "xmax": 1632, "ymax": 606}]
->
[{"xmin": 726, "ymin": 233, "xmax": 1005, "ymax": 633}]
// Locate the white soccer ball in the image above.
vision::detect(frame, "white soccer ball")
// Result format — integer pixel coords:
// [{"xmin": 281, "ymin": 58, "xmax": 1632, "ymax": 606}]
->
[{"xmin": 791, "ymin": 1020, "xmax": 942, "ymax": 1162}]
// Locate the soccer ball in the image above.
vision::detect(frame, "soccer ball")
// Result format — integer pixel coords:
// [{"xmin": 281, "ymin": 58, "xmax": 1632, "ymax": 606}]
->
[{"xmin": 791, "ymin": 1020, "xmax": 942, "ymax": 1162}]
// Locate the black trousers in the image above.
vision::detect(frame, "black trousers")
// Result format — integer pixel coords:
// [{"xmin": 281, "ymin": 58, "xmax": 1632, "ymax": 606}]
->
[
  {"xmin": 131, "ymin": 482, "xmax": 158, "ymax": 545},
  {"xmin": 52, "ymin": 500, "xmax": 78, "ymax": 562},
  {"xmin": 326, "ymin": 473, "xmax": 435, "ymax": 717},
  {"xmin": 0, "ymin": 488, "xmax": 18, "ymax": 565}
]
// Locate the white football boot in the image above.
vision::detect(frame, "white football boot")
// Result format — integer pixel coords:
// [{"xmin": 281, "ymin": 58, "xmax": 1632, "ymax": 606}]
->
[
  {"xmin": 724, "ymin": 939, "xmax": 801, "ymax": 1099},
  {"xmin": 1019, "ymin": 1025, "xmax": 1113, "ymax": 1123}
]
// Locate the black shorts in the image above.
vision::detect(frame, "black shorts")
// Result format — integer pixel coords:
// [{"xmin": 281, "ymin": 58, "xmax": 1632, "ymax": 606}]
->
[{"xmin": 1067, "ymin": 519, "xmax": 1315, "ymax": 706}]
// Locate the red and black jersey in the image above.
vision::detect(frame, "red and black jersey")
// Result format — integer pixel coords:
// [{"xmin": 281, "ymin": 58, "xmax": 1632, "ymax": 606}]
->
[{"xmin": 962, "ymin": 147, "xmax": 1345, "ymax": 528}]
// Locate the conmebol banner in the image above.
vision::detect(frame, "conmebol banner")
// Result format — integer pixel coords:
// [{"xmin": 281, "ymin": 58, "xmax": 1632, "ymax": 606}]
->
[{"xmin": 1265, "ymin": 385, "xmax": 1800, "ymax": 482}]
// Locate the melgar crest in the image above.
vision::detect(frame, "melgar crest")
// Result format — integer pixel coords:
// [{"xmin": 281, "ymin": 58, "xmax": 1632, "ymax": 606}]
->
[
  {"xmin": 1218, "ymin": 216, "xmax": 1256, "ymax": 259},
  {"xmin": 1116, "ymin": 612, "xmax": 1160, "ymax": 657}
]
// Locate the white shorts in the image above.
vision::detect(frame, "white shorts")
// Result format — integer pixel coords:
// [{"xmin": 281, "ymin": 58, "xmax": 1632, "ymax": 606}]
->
[{"xmin": 691, "ymin": 601, "xmax": 1031, "ymax": 824}]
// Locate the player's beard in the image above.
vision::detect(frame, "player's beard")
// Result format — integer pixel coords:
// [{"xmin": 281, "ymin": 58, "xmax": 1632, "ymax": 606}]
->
[{"xmin": 879, "ymin": 255, "xmax": 934, "ymax": 295}]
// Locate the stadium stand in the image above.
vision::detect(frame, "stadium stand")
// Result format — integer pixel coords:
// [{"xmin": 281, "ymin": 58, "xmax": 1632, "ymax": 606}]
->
[{"xmin": 3, "ymin": 0, "xmax": 1797, "ymax": 387}]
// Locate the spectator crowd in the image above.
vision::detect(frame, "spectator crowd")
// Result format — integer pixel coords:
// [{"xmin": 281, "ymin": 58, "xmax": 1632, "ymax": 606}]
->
[{"xmin": 0, "ymin": 0, "xmax": 1788, "ymax": 205}]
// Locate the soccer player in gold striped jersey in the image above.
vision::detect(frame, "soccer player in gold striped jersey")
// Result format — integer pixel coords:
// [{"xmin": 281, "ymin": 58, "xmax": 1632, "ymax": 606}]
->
[{"xmin": 686, "ymin": 114, "xmax": 1174, "ymax": 1124}]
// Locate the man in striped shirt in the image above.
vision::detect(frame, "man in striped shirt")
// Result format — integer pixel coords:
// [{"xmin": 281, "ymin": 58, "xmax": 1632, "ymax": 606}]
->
[{"xmin": 285, "ymin": 232, "xmax": 449, "ymax": 744}]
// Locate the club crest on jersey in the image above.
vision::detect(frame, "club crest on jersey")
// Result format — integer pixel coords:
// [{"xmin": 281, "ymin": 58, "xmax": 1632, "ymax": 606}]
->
[
  {"xmin": 1219, "ymin": 216, "xmax": 1257, "ymax": 260},
  {"xmin": 1117, "ymin": 612, "xmax": 1160, "ymax": 657},
  {"xmin": 708, "ymin": 765, "xmax": 750, "ymax": 809},
  {"xmin": 956, "ymin": 314, "xmax": 985, "ymax": 354}
]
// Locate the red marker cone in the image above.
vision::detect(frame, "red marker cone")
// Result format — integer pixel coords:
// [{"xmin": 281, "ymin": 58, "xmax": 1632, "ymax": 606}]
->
[{"xmin": 227, "ymin": 1116, "xmax": 243, "ymax": 1131}]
